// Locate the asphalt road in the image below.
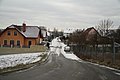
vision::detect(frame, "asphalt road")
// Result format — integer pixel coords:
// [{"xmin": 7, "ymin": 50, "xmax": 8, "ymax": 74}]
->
[{"xmin": 0, "ymin": 48, "xmax": 120, "ymax": 80}]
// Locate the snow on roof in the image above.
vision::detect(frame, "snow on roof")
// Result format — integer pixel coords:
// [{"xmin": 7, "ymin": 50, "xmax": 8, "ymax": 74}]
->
[
  {"xmin": 64, "ymin": 29, "xmax": 76, "ymax": 34},
  {"xmin": 23, "ymin": 27, "xmax": 39, "ymax": 38},
  {"xmin": 8, "ymin": 25, "xmax": 40, "ymax": 38},
  {"xmin": 0, "ymin": 29, "xmax": 4, "ymax": 33},
  {"xmin": 9, "ymin": 25, "xmax": 16, "ymax": 28}
]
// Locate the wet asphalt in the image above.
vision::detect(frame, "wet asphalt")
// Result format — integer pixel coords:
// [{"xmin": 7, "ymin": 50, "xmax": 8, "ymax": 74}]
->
[{"xmin": 0, "ymin": 47, "xmax": 120, "ymax": 80}]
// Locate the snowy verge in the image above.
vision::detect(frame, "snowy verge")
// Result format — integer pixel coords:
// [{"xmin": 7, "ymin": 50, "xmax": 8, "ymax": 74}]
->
[
  {"xmin": 0, "ymin": 52, "xmax": 46, "ymax": 69},
  {"xmin": 61, "ymin": 43, "xmax": 81, "ymax": 61},
  {"xmin": 51, "ymin": 38, "xmax": 81, "ymax": 61}
]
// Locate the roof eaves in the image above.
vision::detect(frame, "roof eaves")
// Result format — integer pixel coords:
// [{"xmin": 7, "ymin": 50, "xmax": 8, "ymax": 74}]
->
[{"xmin": 12, "ymin": 27, "xmax": 26, "ymax": 38}]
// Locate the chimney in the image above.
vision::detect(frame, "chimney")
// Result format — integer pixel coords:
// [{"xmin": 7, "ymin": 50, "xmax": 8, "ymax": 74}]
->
[{"xmin": 22, "ymin": 23, "xmax": 26, "ymax": 32}]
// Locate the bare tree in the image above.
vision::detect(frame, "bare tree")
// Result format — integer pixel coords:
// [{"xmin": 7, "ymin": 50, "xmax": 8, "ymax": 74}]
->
[
  {"xmin": 68, "ymin": 30, "xmax": 83, "ymax": 44},
  {"xmin": 95, "ymin": 19, "xmax": 114, "ymax": 61},
  {"xmin": 96, "ymin": 19, "xmax": 114, "ymax": 36}
]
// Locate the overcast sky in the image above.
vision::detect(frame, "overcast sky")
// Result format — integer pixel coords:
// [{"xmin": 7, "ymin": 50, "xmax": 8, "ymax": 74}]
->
[{"xmin": 0, "ymin": 0, "xmax": 120, "ymax": 30}]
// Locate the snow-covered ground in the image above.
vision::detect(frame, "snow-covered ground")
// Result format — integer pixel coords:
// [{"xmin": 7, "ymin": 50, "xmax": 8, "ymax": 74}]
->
[
  {"xmin": 50, "ymin": 37, "xmax": 61, "ymax": 56},
  {"xmin": 61, "ymin": 43, "xmax": 80, "ymax": 61},
  {"xmin": 0, "ymin": 53, "xmax": 45, "ymax": 69},
  {"xmin": 50, "ymin": 37, "xmax": 80, "ymax": 61}
]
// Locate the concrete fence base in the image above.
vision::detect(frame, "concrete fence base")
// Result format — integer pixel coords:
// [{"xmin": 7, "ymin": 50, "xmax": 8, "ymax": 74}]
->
[{"xmin": 0, "ymin": 45, "xmax": 47, "ymax": 55}]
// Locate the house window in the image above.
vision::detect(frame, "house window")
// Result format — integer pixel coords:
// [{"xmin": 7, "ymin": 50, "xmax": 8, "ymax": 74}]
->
[
  {"xmin": 4, "ymin": 40, "xmax": 7, "ymax": 45},
  {"xmin": 17, "ymin": 40, "xmax": 20, "ymax": 46},
  {"xmin": 7, "ymin": 31, "xmax": 11, "ymax": 35},
  {"xmin": 14, "ymin": 31, "xmax": 17, "ymax": 36}
]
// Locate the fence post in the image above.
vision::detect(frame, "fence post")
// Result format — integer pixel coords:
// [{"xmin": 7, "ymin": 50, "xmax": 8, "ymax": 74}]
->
[{"xmin": 112, "ymin": 38, "xmax": 115, "ymax": 64}]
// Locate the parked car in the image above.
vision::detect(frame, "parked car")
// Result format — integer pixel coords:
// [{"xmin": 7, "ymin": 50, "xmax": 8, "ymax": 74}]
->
[{"xmin": 64, "ymin": 46, "xmax": 70, "ymax": 52}]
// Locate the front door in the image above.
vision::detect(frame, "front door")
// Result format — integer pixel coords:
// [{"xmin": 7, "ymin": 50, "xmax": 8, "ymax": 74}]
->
[
  {"xmin": 28, "ymin": 41, "xmax": 32, "ymax": 47},
  {"xmin": 10, "ymin": 40, "xmax": 14, "ymax": 47}
]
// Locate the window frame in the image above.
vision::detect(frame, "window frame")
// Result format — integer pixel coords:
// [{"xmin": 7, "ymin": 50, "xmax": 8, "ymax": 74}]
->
[
  {"xmin": 17, "ymin": 40, "xmax": 20, "ymax": 46},
  {"xmin": 7, "ymin": 31, "xmax": 11, "ymax": 36},
  {"xmin": 4, "ymin": 40, "xmax": 7, "ymax": 45},
  {"xmin": 14, "ymin": 31, "xmax": 17, "ymax": 36}
]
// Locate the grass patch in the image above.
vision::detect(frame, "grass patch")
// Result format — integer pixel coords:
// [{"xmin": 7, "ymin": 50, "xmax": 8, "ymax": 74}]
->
[{"xmin": 75, "ymin": 54, "xmax": 120, "ymax": 70}]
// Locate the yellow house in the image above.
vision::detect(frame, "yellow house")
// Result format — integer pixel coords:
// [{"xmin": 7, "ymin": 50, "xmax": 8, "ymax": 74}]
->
[{"xmin": 0, "ymin": 23, "xmax": 42, "ymax": 47}]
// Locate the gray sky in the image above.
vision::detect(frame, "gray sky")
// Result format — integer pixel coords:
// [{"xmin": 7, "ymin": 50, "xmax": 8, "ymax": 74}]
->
[{"xmin": 0, "ymin": 0, "xmax": 120, "ymax": 30}]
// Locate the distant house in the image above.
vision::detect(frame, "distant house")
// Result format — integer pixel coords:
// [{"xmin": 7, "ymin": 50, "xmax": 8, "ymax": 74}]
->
[
  {"xmin": 64, "ymin": 29, "xmax": 76, "ymax": 37},
  {"xmin": 0, "ymin": 23, "xmax": 42, "ymax": 47},
  {"xmin": 38, "ymin": 26, "xmax": 48, "ymax": 41},
  {"xmin": 82, "ymin": 27, "xmax": 111, "ymax": 44},
  {"xmin": 82, "ymin": 27, "xmax": 100, "ymax": 42}
]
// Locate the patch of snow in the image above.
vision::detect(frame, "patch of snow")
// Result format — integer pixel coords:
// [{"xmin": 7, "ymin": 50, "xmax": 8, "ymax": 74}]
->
[
  {"xmin": 50, "ymin": 38, "xmax": 62, "ymax": 56},
  {"xmin": 62, "ymin": 52, "xmax": 80, "ymax": 61},
  {"xmin": 50, "ymin": 38, "xmax": 61, "ymax": 47},
  {"xmin": 61, "ymin": 43, "xmax": 80, "ymax": 61},
  {"xmin": 0, "ymin": 53, "xmax": 44, "ymax": 69},
  {"xmin": 50, "ymin": 37, "xmax": 81, "ymax": 61},
  {"xmin": 32, "ymin": 57, "xmax": 41, "ymax": 63},
  {"xmin": 114, "ymin": 72, "xmax": 120, "ymax": 76}
]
